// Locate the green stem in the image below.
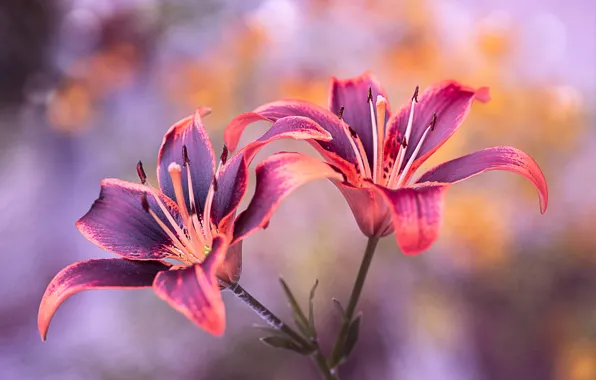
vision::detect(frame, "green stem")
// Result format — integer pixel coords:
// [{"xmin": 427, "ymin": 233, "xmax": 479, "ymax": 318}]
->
[
  {"xmin": 229, "ymin": 283, "xmax": 337, "ymax": 380},
  {"xmin": 329, "ymin": 236, "xmax": 380, "ymax": 372}
]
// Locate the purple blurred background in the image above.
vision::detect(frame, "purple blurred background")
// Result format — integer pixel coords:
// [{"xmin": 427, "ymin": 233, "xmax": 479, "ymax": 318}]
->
[{"xmin": 1, "ymin": 0, "xmax": 595, "ymax": 379}]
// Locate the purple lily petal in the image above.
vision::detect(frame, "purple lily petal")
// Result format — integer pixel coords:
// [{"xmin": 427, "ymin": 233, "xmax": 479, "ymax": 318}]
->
[
  {"xmin": 218, "ymin": 241, "xmax": 243, "ymax": 285},
  {"xmin": 233, "ymin": 152, "xmax": 344, "ymax": 243},
  {"xmin": 157, "ymin": 108, "xmax": 216, "ymax": 210},
  {"xmin": 153, "ymin": 235, "xmax": 228, "ymax": 336},
  {"xmin": 77, "ymin": 179, "xmax": 183, "ymax": 260},
  {"xmin": 384, "ymin": 82, "xmax": 490, "ymax": 176},
  {"xmin": 372, "ymin": 183, "xmax": 450, "ymax": 255},
  {"xmin": 329, "ymin": 72, "xmax": 391, "ymax": 165},
  {"xmin": 38, "ymin": 259, "xmax": 170, "ymax": 340},
  {"xmin": 212, "ymin": 116, "xmax": 333, "ymax": 228},
  {"xmin": 224, "ymin": 100, "xmax": 360, "ymax": 167},
  {"xmin": 417, "ymin": 146, "xmax": 548, "ymax": 213}
]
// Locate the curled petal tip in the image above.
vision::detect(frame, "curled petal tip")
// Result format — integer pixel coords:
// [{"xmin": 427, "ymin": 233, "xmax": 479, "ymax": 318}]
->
[
  {"xmin": 475, "ymin": 87, "xmax": 491, "ymax": 103},
  {"xmin": 196, "ymin": 106, "xmax": 212, "ymax": 118}
]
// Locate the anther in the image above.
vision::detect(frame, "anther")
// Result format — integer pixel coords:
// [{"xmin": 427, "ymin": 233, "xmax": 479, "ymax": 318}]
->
[
  {"xmin": 136, "ymin": 161, "xmax": 147, "ymax": 184},
  {"xmin": 182, "ymin": 145, "xmax": 190, "ymax": 167},
  {"xmin": 337, "ymin": 106, "xmax": 345, "ymax": 120},
  {"xmin": 220, "ymin": 145, "xmax": 229, "ymax": 165},
  {"xmin": 367, "ymin": 87, "xmax": 373, "ymax": 103},
  {"xmin": 348, "ymin": 126, "xmax": 358, "ymax": 139},
  {"xmin": 212, "ymin": 175, "xmax": 218, "ymax": 192},
  {"xmin": 141, "ymin": 193, "xmax": 150, "ymax": 212},
  {"xmin": 430, "ymin": 113, "xmax": 437, "ymax": 131},
  {"xmin": 412, "ymin": 85, "xmax": 420, "ymax": 103},
  {"xmin": 401, "ymin": 136, "xmax": 408, "ymax": 148}
]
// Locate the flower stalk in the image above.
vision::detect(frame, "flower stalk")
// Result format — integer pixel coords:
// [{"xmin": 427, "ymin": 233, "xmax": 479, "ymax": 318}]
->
[
  {"xmin": 329, "ymin": 237, "xmax": 380, "ymax": 372},
  {"xmin": 228, "ymin": 283, "xmax": 336, "ymax": 380}
]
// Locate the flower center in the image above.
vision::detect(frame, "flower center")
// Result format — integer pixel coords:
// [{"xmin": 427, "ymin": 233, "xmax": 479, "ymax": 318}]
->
[{"xmin": 136, "ymin": 146, "xmax": 224, "ymax": 265}]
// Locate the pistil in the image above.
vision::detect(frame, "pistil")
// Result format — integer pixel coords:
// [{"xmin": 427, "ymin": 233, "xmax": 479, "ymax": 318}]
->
[{"xmin": 370, "ymin": 94, "xmax": 387, "ymax": 183}]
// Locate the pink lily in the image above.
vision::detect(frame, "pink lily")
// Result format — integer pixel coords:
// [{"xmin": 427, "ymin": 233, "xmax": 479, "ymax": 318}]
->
[
  {"xmin": 38, "ymin": 108, "xmax": 334, "ymax": 339},
  {"xmin": 225, "ymin": 72, "xmax": 548, "ymax": 255}
]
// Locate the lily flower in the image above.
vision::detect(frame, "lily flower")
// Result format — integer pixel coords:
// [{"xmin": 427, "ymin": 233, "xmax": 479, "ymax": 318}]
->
[
  {"xmin": 225, "ymin": 73, "xmax": 548, "ymax": 254},
  {"xmin": 38, "ymin": 108, "xmax": 333, "ymax": 339}
]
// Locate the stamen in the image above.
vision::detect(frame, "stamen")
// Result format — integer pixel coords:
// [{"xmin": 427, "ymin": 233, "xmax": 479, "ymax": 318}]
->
[
  {"xmin": 168, "ymin": 163, "xmax": 190, "ymax": 221},
  {"xmin": 145, "ymin": 184, "xmax": 195, "ymax": 255},
  {"xmin": 337, "ymin": 106, "xmax": 345, "ymax": 120},
  {"xmin": 136, "ymin": 161, "xmax": 147, "ymax": 184},
  {"xmin": 343, "ymin": 124, "xmax": 371, "ymax": 179},
  {"xmin": 202, "ymin": 176, "xmax": 217, "ymax": 244},
  {"xmin": 386, "ymin": 86, "xmax": 418, "ymax": 187},
  {"xmin": 183, "ymin": 148, "xmax": 200, "ymax": 215},
  {"xmin": 168, "ymin": 162, "xmax": 206, "ymax": 252},
  {"xmin": 369, "ymin": 93, "xmax": 378, "ymax": 182},
  {"xmin": 140, "ymin": 191, "xmax": 189, "ymax": 259},
  {"xmin": 395, "ymin": 117, "xmax": 435, "ymax": 188}
]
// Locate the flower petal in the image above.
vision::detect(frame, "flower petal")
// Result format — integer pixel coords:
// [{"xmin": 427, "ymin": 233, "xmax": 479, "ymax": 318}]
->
[
  {"xmin": 212, "ymin": 116, "xmax": 333, "ymax": 228},
  {"xmin": 232, "ymin": 152, "xmax": 344, "ymax": 243},
  {"xmin": 76, "ymin": 178, "xmax": 183, "ymax": 260},
  {"xmin": 329, "ymin": 72, "xmax": 391, "ymax": 165},
  {"xmin": 384, "ymin": 81, "xmax": 489, "ymax": 176},
  {"xmin": 153, "ymin": 235, "xmax": 228, "ymax": 336},
  {"xmin": 371, "ymin": 183, "xmax": 450, "ymax": 255},
  {"xmin": 157, "ymin": 109, "xmax": 216, "ymax": 210},
  {"xmin": 336, "ymin": 183, "xmax": 393, "ymax": 238},
  {"xmin": 38, "ymin": 259, "xmax": 170, "ymax": 340},
  {"xmin": 417, "ymin": 146, "xmax": 548, "ymax": 213},
  {"xmin": 224, "ymin": 101, "xmax": 361, "ymax": 167}
]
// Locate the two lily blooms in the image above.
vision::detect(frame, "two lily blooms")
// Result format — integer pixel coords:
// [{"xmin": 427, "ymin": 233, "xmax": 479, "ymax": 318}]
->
[{"xmin": 38, "ymin": 72, "xmax": 548, "ymax": 341}]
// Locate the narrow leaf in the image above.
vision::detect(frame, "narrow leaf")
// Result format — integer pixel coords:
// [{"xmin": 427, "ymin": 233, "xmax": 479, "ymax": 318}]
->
[
  {"xmin": 260, "ymin": 336, "xmax": 314, "ymax": 355},
  {"xmin": 308, "ymin": 279, "xmax": 319, "ymax": 335},
  {"xmin": 252, "ymin": 324, "xmax": 285, "ymax": 337},
  {"xmin": 332, "ymin": 298, "xmax": 346, "ymax": 321},
  {"xmin": 279, "ymin": 277, "xmax": 312, "ymax": 337}
]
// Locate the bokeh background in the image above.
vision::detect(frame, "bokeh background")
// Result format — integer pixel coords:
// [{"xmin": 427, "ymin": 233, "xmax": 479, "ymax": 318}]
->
[{"xmin": 1, "ymin": 0, "xmax": 595, "ymax": 379}]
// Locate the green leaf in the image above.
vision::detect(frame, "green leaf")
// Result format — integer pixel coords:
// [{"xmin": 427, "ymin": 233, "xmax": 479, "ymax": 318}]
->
[
  {"xmin": 308, "ymin": 279, "xmax": 319, "ymax": 336},
  {"xmin": 260, "ymin": 336, "xmax": 314, "ymax": 355},
  {"xmin": 279, "ymin": 277, "xmax": 312, "ymax": 338},
  {"xmin": 252, "ymin": 325, "xmax": 285, "ymax": 337}
]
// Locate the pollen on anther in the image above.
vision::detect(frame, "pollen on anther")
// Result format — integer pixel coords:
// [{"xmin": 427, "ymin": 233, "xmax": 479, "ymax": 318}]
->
[
  {"xmin": 337, "ymin": 106, "xmax": 345, "ymax": 120},
  {"xmin": 367, "ymin": 87, "xmax": 373, "ymax": 103},
  {"xmin": 401, "ymin": 137, "xmax": 408, "ymax": 148},
  {"xmin": 136, "ymin": 161, "xmax": 147, "ymax": 184}
]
